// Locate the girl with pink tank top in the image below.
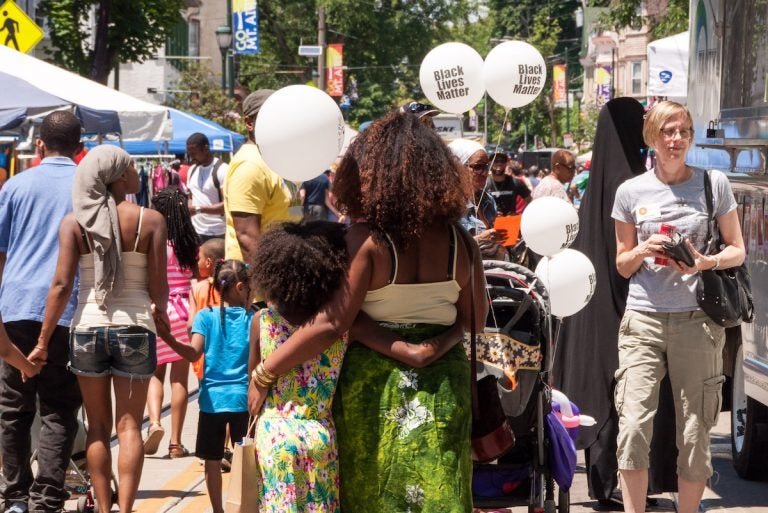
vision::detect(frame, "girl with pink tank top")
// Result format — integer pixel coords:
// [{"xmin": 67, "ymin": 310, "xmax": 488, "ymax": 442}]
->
[{"xmin": 144, "ymin": 187, "xmax": 200, "ymax": 458}]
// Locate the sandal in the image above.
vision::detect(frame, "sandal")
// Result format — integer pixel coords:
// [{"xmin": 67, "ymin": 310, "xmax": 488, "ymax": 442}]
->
[
  {"xmin": 143, "ymin": 421, "xmax": 165, "ymax": 456},
  {"xmin": 168, "ymin": 443, "xmax": 190, "ymax": 459}
]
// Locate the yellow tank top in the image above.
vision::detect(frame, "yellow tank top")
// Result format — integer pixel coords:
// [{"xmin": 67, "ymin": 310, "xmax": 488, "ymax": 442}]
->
[{"xmin": 360, "ymin": 226, "xmax": 460, "ymax": 326}]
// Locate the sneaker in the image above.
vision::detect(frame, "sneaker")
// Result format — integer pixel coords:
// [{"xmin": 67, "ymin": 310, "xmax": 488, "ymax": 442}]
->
[
  {"xmin": 221, "ymin": 449, "xmax": 233, "ymax": 472},
  {"xmin": 143, "ymin": 422, "xmax": 165, "ymax": 455},
  {"xmin": 6, "ymin": 502, "xmax": 29, "ymax": 513}
]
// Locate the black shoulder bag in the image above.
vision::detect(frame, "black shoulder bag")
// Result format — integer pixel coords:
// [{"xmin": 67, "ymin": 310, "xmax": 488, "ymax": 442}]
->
[{"xmin": 695, "ymin": 171, "xmax": 754, "ymax": 328}]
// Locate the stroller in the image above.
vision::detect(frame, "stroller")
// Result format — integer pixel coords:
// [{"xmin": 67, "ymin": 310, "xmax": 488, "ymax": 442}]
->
[{"xmin": 467, "ymin": 260, "xmax": 571, "ymax": 513}]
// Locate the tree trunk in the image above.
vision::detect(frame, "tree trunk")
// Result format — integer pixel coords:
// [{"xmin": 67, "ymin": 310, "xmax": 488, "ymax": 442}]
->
[{"xmin": 90, "ymin": 0, "xmax": 111, "ymax": 85}]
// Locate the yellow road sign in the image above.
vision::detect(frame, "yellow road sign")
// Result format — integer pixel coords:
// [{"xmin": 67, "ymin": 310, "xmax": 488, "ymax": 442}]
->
[{"xmin": 0, "ymin": 0, "xmax": 43, "ymax": 54}]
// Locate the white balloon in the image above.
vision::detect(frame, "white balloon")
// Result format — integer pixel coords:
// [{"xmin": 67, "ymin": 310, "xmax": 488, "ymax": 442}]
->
[
  {"xmin": 419, "ymin": 42, "xmax": 485, "ymax": 114},
  {"xmin": 535, "ymin": 249, "xmax": 596, "ymax": 318},
  {"xmin": 483, "ymin": 41, "xmax": 547, "ymax": 109},
  {"xmin": 255, "ymin": 85, "xmax": 345, "ymax": 182},
  {"xmin": 520, "ymin": 197, "xmax": 578, "ymax": 256}
]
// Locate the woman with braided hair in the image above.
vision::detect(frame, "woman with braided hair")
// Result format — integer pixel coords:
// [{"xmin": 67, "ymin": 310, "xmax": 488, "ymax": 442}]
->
[{"xmin": 144, "ymin": 186, "xmax": 200, "ymax": 458}]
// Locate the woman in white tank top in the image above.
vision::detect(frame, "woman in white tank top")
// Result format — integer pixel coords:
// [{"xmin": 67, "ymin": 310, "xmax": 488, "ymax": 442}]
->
[{"xmin": 37, "ymin": 146, "xmax": 169, "ymax": 513}]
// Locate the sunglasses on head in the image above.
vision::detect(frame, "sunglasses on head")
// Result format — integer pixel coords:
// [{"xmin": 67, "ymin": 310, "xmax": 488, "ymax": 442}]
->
[{"xmin": 403, "ymin": 102, "xmax": 435, "ymax": 115}]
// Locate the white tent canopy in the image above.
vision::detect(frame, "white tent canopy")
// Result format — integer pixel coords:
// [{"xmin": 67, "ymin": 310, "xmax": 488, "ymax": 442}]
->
[
  {"xmin": 0, "ymin": 45, "xmax": 171, "ymax": 141},
  {"xmin": 647, "ymin": 31, "xmax": 689, "ymax": 99}
]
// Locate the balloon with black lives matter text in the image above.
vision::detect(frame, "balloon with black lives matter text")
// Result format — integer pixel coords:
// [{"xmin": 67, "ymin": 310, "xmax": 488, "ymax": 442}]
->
[
  {"xmin": 535, "ymin": 249, "xmax": 596, "ymax": 318},
  {"xmin": 520, "ymin": 197, "xmax": 578, "ymax": 257},
  {"xmin": 255, "ymin": 85, "xmax": 345, "ymax": 182},
  {"xmin": 419, "ymin": 42, "xmax": 485, "ymax": 114},
  {"xmin": 483, "ymin": 41, "xmax": 547, "ymax": 109}
]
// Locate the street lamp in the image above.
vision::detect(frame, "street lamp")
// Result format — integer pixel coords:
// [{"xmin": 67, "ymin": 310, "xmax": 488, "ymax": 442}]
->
[{"xmin": 215, "ymin": 26, "xmax": 232, "ymax": 92}]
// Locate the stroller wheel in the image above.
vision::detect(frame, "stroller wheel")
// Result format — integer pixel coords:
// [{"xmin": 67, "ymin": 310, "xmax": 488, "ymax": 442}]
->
[
  {"xmin": 544, "ymin": 498, "xmax": 556, "ymax": 513},
  {"xmin": 557, "ymin": 488, "xmax": 570, "ymax": 513}
]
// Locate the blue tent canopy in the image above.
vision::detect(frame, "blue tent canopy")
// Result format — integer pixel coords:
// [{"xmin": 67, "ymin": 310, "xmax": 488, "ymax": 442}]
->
[
  {"xmin": 86, "ymin": 108, "xmax": 244, "ymax": 155},
  {"xmin": 0, "ymin": 72, "xmax": 69, "ymax": 131}
]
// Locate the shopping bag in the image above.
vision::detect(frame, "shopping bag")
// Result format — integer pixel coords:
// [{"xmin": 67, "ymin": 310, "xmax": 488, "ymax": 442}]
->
[{"xmin": 224, "ymin": 418, "xmax": 259, "ymax": 513}]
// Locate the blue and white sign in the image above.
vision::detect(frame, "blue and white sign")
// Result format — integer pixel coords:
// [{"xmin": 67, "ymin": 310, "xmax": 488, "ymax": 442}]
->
[
  {"xmin": 233, "ymin": 0, "xmax": 259, "ymax": 55},
  {"xmin": 646, "ymin": 31, "xmax": 688, "ymax": 98},
  {"xmin": 659, "ymin": 70, "xmax": 673, "ymax": 83}
]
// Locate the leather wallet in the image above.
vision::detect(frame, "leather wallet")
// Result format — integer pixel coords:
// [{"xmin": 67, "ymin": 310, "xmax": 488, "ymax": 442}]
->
[{"xmin": 663, "ymin": 232, "xmax": 695, "ymax": 267}]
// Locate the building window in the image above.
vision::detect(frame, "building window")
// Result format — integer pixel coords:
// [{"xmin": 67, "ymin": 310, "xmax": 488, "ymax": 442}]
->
[
  {"xmin": 188, "ymin": 19, "xmax": 200, "ymax": 58},
  {"xmin": 166, "ymin": 18, "xmax": 189, "ymax": 71},
  {"xmin": 631, "ymin": 61, "xmax": 642, "ymax": 95}
]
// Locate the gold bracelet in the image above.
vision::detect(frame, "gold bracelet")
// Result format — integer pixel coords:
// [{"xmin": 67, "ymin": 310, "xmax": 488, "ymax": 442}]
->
[
  {"xmin": 259, "ymin": 361, "xmax": 278, "ymax": 381},
  {"xmin": 250, "ymin": 369, "xmax": 271, "ymax": 388},
  {"xmin": 251, "ymin": 362, "xmax": 277, "ymax": 388}
]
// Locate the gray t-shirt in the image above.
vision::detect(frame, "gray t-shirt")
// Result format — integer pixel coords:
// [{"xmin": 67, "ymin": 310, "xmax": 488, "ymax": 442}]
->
[{"xmin": 611, "ymin": 167, "xmax": 736, "ymax": 312}]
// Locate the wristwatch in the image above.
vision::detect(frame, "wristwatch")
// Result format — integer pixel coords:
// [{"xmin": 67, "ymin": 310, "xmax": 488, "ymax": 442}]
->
[{"xmin": 194, "ymin": 206, "xmax": 201, "ymax": 215}]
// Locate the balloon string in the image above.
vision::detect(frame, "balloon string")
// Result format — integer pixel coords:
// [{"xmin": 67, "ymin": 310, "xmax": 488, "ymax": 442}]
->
[{"xmin": 470, "ymin": 109, "xmax": 512, "ymax": 224}]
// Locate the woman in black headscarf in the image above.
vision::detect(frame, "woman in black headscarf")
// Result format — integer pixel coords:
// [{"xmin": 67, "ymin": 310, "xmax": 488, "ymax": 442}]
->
[{"xmin": 553, "ymin": 98, "xmax": 677, "ymax": 509}]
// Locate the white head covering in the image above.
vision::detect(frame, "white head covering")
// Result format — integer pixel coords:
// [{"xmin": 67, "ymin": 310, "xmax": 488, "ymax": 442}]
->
[
  {"xmin": 72, "ymin": 145, "xmax": 132, "ymax": 307},
  {"xmin": 448, "ymin": 139, "xmax": 486, "ymax": 165}
]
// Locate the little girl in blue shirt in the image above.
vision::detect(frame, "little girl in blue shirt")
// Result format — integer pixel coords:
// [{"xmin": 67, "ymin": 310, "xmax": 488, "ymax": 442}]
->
[{"xmin": 156, "ymin": 259, "xmax": 252, "ymax": 513}]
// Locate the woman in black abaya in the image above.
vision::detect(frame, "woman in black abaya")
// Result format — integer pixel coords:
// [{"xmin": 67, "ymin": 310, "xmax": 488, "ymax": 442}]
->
[{"xmin": 553, "ymin": 98, "xmax": 677, "ymax": 509}]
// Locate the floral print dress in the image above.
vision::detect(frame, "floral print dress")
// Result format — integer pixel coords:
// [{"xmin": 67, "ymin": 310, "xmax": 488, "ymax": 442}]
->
[{"xmin": 255, "ymin": 308, "xmax": 347, "ymax": 513}]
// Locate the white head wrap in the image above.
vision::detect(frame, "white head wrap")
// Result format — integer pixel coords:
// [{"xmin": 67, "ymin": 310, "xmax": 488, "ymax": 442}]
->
[{"xmin": 448, "ymin": 139, "xmax": 486, "ymax": 165}]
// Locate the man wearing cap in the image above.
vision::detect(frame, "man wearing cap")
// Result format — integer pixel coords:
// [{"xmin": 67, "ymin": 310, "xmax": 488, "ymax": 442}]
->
[
  {"xmin": 486, "ymin": 152, "xmax": 531, "ymax": 216},
  {"xmin": 223, "ymin": 90, "xmax": 292, "ymax": 262}
]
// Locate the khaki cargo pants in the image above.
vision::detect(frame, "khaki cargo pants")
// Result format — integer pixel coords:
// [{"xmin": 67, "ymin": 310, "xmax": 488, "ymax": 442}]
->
[{"xmin": 614, "ymin": 310, "xmax": 725, "ymax": 482}]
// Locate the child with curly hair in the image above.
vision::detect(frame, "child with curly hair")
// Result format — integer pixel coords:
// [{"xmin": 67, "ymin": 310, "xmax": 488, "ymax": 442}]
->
[
  {"xmin": 248, "ymin": 220, "xmax": 463, "ymax": 512},
  {"xmin": 156, "ymin": 259, "xmax": 252, "ymax": 513}
]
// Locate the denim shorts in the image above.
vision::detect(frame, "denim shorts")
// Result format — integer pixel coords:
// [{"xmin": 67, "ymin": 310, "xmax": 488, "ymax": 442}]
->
[{"xmin": 69, "ymin": 325, "xmax": 157, "ymax": 379}]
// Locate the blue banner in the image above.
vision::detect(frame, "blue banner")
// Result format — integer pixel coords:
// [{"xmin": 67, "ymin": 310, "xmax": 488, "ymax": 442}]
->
[{"xmin": 232, "ymin": 0, "xmax": 259, "ymax": 55}]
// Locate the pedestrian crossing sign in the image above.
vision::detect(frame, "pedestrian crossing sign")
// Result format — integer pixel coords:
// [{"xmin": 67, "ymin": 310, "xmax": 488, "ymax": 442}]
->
[{"xmin": 0, "ymin": 0, "xmax": 44, "ymax": 54}]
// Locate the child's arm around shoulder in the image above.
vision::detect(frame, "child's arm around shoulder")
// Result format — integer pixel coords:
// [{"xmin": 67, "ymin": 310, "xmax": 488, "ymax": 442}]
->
[{"xmin": 350, "ymin": 312, "xmax": 465, "ymax": 368}]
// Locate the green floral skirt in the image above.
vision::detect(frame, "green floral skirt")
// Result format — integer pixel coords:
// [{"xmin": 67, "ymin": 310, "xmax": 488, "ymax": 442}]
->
[{"xmin": 332, "ymin": 323, "xmax": 472, "ymax": 512}]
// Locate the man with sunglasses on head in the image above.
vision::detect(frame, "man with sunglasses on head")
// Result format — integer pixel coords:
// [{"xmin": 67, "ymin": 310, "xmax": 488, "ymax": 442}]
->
[
  {"xmin": 532, "ymin": 149, "xmax": 577, "ymax": 203},
  {"xmin": 486, "ymin": 151, "xmax": 531, "ymax": 215}
]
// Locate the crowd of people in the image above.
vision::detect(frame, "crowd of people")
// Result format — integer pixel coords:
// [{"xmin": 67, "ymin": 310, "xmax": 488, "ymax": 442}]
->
[{"xmin": 0, "ymin": 94, "xmax": 741, "ymax": 513}]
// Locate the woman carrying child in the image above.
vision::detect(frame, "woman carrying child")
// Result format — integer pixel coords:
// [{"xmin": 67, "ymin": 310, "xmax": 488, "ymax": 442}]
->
[
  {"xmin": 37, "ymin": 145, "xmax": 169, "ymax": 513},
  {"xmin": 144, "ymin": 187, "xmax": 199, "ymax": 458},
  {"xmin": 155, "ymin": 260, "xmax": 252, "ymax": 513},
  {"xmin": 248, "ymin": 112, "xmax": 486, "ymax": 512}
]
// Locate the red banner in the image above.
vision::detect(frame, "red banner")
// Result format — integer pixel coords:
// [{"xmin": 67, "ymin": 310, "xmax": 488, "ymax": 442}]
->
[
  {"xmin": 326, "ymin": 44, "xmax": 344, "ymax": 97},
  {"xmin": 553, "ymin": 64, "xmax": 566, "ymax": 108}
]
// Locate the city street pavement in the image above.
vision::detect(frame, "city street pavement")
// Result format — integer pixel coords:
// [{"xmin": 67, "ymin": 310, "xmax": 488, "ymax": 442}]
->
[{"xmin": 63, "ymin": 378, "xmax": 767, "ymax": 513}]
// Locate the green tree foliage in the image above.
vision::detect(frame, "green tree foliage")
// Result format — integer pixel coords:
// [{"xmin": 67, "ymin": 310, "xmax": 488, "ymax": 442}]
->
[
  {"xmin": 485, "ymin": 0, "xmax": 583, "ymax": 152},
  {"xmin": 165, "ymin": 64, "xmax": 244, "ymax": 134},
  {"xmin": 237, "ymin": 0, "xmax": 484, "ymax": 126},
  {"xmin": 39, "ymin": 0, "xmax": 184, "ymax": 84},
  {"xmin": 590, "ymin": 0, "xmax": 689, "ymax": 39}
]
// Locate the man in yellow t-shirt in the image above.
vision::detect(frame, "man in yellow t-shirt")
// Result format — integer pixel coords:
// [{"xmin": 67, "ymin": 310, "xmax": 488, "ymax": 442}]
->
[{"xmin": 224, "ymin": 89, "xmax": 293, "ymax": 262}]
